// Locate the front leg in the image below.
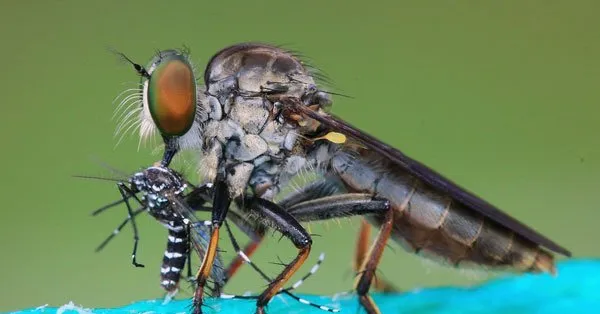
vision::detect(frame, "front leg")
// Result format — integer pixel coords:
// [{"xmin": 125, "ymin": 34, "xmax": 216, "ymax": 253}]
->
[
  {"xmin": 116, "ymin": 183, "xmax": 145, "ymax": 268},
  {"xmin": 192, "ymin": 178, "xmax": 231, "ymax": 314},
  {"xmin": 241, "ymin": 197, "xmax": 312, "ymax": 314}
]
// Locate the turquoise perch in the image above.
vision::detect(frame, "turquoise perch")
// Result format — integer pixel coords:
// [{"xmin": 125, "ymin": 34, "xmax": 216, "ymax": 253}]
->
[{"xmin": 13, "ymin": 259, "xmax": 600, "ymax": 314}]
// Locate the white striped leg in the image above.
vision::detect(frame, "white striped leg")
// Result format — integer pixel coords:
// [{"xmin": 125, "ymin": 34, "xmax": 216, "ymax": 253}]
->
[
  {"xmin": 95, "ymin": 207, "xmax": 145, "ymax": 252},
  {"xmin": 285, "ymin": 252, "xmax": 326, "ymax": 293}
]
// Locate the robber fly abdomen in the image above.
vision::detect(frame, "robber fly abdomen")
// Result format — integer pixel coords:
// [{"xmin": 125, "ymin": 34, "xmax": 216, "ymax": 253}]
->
[{"xmin": 332, "ymin": 149, "xmax": 555, "ymax": 273}]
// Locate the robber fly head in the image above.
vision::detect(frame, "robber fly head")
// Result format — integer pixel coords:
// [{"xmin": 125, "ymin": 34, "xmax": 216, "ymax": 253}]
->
[{"xmin": 112, "ymin": 48, "xmax": 200, "ymax": 152}]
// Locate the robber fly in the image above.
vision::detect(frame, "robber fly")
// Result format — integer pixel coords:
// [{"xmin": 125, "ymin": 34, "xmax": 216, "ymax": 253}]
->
[
  {"xmin": 86, "ymin": 165, "xmax": 340, "ymax": 312},
  {"xmin": 111, "ymin": 43, "xmax": 572, "ymax": 314}
]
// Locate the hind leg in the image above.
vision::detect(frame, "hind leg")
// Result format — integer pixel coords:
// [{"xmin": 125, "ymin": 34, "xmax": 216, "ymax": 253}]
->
[
  {"xmin": 355, "ymin": 219, "xmax": 397, "ymax": 293},
  {"xmin": 354, "ymin": 210, "xmax": 394, "ymax": 314}
]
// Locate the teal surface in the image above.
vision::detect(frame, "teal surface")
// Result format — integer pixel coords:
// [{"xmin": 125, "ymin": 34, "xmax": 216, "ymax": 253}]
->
[{"xmin": 13, "ymin": 259, "xmax": 600, "ymax": 314}]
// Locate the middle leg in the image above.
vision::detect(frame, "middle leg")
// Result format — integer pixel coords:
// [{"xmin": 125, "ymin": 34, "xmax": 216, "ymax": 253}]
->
[
  {"xmin": 242, "ymin": 193, "xmax": 391, "ymax": 313},
  {"xmin": 241, "ymin": 197, "xmax": 313, "ymax": 314}
]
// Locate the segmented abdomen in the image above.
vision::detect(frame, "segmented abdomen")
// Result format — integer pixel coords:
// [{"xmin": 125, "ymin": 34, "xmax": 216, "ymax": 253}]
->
[
  {"xmin": 160, "ymin": 222, "xmax": 189, "ymax": 293},
  {"xmin": 331, "ymin": 150, "xmax": 555, "ymax": 274}
]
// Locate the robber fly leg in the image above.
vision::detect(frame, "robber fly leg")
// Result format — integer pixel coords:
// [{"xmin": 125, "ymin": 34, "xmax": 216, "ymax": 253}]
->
[
  {"xmin": 117, "ymin": 182, "xmax": 145, "ymax": 268},
  {"xmin": 355, "ymin": 219, "xmax": 397, "ymax": 293},
  {"xmin": 213, "ymin": 177, "xmax": 340, "ymax": 294},
  {"xmin": 192, "ymin": 179, "xmax": 231, "ymax": 314},
  {"xmin": 356, "ymin": 219, "xmax": 370, "ymax": 272},
  {"xmin": 286, "ymin": 193, "xmax": 390, "ymax": 221},
  {"xmin": 355, "ymin": 208, "xmax": 394, "ymax": 314},
  {"xmin": 240, "ymin": 197, "xmax": 312, "ymax": 314},
  {"xmin": 222, "ymin": 219, "xmax": 339, "ymax": 313},
  {"xmin": 277, "ymin": 177, "xmax": 342, "ymax": 208},
  {"xmin": 283, "ymin": 193, "xmax": 394, "ymax": 313}
]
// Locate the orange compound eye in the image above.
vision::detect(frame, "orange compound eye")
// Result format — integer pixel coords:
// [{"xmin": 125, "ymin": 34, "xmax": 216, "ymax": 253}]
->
[{"xmin": 147, "ymin": 53, "xmax": 196, "ymax": 137}]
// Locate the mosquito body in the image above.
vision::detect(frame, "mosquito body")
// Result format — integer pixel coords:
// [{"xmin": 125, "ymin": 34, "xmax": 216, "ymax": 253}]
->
[
  {"xmin": 92, "ymin": 166, "xmax": 225, "ymax": 298},
  {"xmin": 112, "ymin": 43, "xmax": 572, "ymax": 314}
]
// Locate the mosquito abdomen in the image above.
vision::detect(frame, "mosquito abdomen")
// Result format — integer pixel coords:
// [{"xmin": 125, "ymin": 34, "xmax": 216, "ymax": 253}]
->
[
  {"xmin": 331, "ymin": 150, "xmax": 556, "ymax": 274},
  {"xmin": 160, "ymin": 223, "xmax": 189, "ymax": 293}
]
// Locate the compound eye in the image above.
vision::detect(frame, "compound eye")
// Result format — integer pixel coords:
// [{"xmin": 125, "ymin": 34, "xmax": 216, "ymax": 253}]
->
[{"xmin": 147, "ymin": 54, "xmax": 196, "ymax": 137}]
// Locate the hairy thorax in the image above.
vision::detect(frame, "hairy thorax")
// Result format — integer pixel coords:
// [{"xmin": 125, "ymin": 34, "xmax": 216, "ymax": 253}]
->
[{"xmin": 192, "ymin": 43, "xmax": 335, "ymax": 200}]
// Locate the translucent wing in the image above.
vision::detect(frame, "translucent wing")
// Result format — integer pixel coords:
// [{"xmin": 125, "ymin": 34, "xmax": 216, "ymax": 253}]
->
[{"xmin": 288, "ymin": 98, "xmax": 571, "ymax": 257}]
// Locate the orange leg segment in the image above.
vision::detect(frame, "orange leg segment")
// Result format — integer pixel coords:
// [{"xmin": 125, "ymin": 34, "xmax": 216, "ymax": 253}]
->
[
  {"xmin": 355, "ymin": 218, "xmax": 397, "ymax": 293},
  {"xmin": 192, "ymin": 226, "xmax": 220, "ymax": 314},
  {"xmin": 354, "ymin": 209, "xmax": 394, "ymax": 314}
]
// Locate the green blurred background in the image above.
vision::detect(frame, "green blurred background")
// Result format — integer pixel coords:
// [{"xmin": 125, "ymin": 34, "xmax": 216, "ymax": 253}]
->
[{"xmin": 1, "ymin": 0, "xmax": 599, "ymax": 311}]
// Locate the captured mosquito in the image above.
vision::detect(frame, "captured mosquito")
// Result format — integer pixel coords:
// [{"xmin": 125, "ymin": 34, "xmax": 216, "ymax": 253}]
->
[
  {"xmin": 83, "ymin": 166, "xmax": 225, "ymax": 298},
  {"xmin": 85, "ymin": 165, "xmax": 341, "ymax": 312},
  {"xmin": 110, "ymin": 43, "xmax": 572, "ymax": 314}
]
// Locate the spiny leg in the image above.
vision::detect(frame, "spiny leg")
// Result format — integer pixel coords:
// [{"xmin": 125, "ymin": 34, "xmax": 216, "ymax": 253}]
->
[
  {"xmin": 355, "ymin": 219, "xmax": 397, "ymax": 293},
  {"xmin": 222, "ymin": 220, "xmax": 339, "ymax": 313},
  {"xmin": 277, "ymin": 177, "xmax": 343, "ymax": 208},
  {"xmin": 117, "ymin": 182, "xmax": 146, "ymax": 267},
  {"xmin": 284, "ymin": 193, "xmax": 394, "ymax": 313},
  {"xmin": 355, "ymin": 219, "xmax": 371, "ymax": 273},
  {"xmin": 354, "ymin": 209, "xmax": 394, "ymax": 314},
  {"xmin": 192, "ymin": 179, "xmax": 231, "ymax": 314},
  {"xmin": 286, "ymin": 194, "xmax": 390, "ymax": 222},
  {"xmin": 218, "ymin": 177, "xmax": 341, "ymax": 291},
  {"xmin": 238, "ymin": 197, "xmax": 313, "ymax": 314},
  {"xmin": 214, "ymin": 192, "xmax": 384, "ymax": 298}
]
